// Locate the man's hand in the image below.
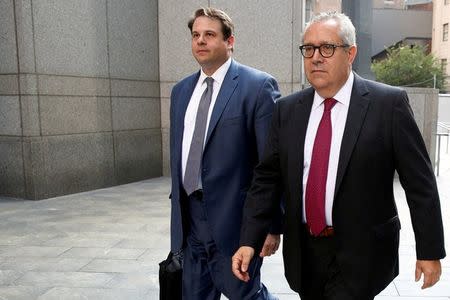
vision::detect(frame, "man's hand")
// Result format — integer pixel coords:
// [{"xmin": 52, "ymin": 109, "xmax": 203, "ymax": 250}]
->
[
  {"xmin": 415, "ymin": 259, "xmax": 441, "ymax": 289},
  {"xmin": 259, "ymin": 234, "xmax": 280, "ymax": 257},
  {"xmin": 232, "ymin": 246, "xmax": 255, "ymax": 282}
]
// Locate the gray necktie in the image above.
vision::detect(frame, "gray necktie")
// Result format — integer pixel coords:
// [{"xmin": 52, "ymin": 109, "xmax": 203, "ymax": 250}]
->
[{"xmin": 184, "ymin": 77, "xmax": 214, "ymax": 196}]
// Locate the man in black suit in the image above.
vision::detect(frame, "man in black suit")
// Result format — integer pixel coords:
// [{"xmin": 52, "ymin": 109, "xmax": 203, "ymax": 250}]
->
[{"xmin": 232, "ymin": 11, "xmax": 445, "ymax": 300}]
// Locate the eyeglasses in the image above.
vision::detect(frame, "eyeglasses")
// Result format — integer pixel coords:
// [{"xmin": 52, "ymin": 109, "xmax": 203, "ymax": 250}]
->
[{"xmin": 299, "ymin": 44, "xmax": 349, "ymax": 58}]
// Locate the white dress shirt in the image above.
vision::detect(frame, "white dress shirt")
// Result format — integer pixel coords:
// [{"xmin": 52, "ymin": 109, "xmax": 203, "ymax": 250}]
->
[
  {"xmin": 302, "ymin": 72, "xmax": 354, "ymax": 225},
  {"xmin": 182, "ymin": 58, "xmax": 232, "ymax": 183}
]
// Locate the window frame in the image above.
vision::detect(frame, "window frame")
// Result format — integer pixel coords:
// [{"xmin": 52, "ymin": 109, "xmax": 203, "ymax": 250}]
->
[
  {"xmin": 442, "ymin": 59, "xmax": 448, "ymax": 74},
  {"xmin": 444, "ymin": 23, "xmax": 449, "ymax": 42}
]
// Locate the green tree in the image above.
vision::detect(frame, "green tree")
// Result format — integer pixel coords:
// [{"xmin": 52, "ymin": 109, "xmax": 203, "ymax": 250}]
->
[{"xmin": 371, "ymin": 44, "xmax": 445, "ymax": 90}]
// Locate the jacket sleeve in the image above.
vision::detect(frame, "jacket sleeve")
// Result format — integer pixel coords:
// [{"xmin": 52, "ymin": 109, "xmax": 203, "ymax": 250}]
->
[
  {"xmin": 253, "ymin": 76, "xmax": 284, "ymax": 236},
  {"xmin": 242, "ymin": 100, "xmax": 284, "ymax": 251},
  {"xmin": 393, "ymin": 89, "xmax": 446, "ymax": 260}
]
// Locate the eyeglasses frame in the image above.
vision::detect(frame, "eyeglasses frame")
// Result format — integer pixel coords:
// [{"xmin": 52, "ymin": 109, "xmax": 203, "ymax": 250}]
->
[{"xmin": 299, "ymin": 43, "xmax": 350, "ymax": 58}]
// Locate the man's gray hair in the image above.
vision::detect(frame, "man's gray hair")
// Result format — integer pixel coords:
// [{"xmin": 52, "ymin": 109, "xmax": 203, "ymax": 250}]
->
[{"xmin": 303, "ymin": 11, "xmax": 356, "ymax": 46}]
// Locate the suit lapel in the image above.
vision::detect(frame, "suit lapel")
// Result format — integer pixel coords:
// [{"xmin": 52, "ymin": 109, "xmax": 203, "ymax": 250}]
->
[
  {"xmin": 205, "ymin": 60, "xmax": 239, "ymax": 147},
  {"xmin": 334, "ymin": 74, "xmax": 370, "ymax": 198},
  {"xmin": 175, "ymin": 72, "xmax": 200, "ymax": 136},
  {"xmin": 174, "ymin": 72, "xmax": 199, "ymax": 179}
]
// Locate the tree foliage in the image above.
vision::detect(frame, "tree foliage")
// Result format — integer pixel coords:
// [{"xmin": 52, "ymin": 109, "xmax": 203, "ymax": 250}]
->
[{"xmin": 371, "ymin": 44, "xmax": 445, "ymax": 90}]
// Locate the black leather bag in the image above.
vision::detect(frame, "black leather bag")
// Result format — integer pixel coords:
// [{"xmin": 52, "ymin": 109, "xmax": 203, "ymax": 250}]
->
[{"xmin": 159, "ymin": 250, "xmax": 183, "ymax": 300}]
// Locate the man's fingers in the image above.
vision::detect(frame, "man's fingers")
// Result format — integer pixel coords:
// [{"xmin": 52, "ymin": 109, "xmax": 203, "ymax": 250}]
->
[
  {"xmin": 421, "ymin": 270, "xmax": 440, "ymax": 289},
  {"xmin": 422, "ymin": 277, "xmax": 431, "ymax": 289},
  {"xmin": 260, "ymin": 234, "xmax": 281, "ymax": 257},
  {"xmin": 232, "ymin": 247, "xmax": 255, "ymax": 282},
  {"xmin": 274, "ymin": 241, "xmax": 280, "ymax": 251},
  {"xmin": 231, "ymin": 254, "xmax": 248, "ymax": 281},
  {"xmin": 231, "ymin": 254, "xmax": 243, "ymax": 279},
  {"xmin": 415, "ymin": 266, "xmax": 421, "ymax": 282},
  {"xmin": 259, "ymin": 244, "xmax": 272, "ymax": 257},
  {"xmin": 416, "ymin": 260, "xmax": 442, "ymax": 289},
  {"xmin": 422, "ymin": 273, "xmax": 439, "ymax": 289},
  {"xmin": 240, "ymin": 252, "xmax": 251, "ymax": 273}
]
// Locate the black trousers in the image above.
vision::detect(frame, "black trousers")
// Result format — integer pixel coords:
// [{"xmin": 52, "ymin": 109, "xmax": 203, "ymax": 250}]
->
[{"xmin": 298, "ymin": 226, "xmax": 374, "ymax": 300}]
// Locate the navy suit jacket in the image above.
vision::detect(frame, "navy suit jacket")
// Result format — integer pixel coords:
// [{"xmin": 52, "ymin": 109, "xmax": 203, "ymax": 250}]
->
[
  {"xmin": 170, "ymin": 60, "xmax": 281, "ymax": 256},
  {"xmin": 240, "ymin": 73, "xmax": 446, "ymax": 297}
]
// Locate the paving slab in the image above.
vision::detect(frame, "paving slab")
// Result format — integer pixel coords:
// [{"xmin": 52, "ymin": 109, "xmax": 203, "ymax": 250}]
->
[
  {"xmin": 14, "ymin": 271, "xmax": 115, "ymax": 288},
  {"xmin": 1, "ymin": 257, "xmax": 91, "ymax": 272},
  {"xmin": 37, "ymin": 287, "xmax": 151, "ymax": 300},
  {"xmin": 0, "ymin": 286, "xmax": 51, "ymax": 300},
  {"xmin": 59, "ymin": 247, "xmax": 147, "ymax": 260}
]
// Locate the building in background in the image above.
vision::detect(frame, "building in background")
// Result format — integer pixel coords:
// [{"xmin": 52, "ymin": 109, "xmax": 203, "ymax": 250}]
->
[
  {"xmin": 372, "ymin": 7, "xmax": 432, "ymax": 61},
  {"xmin": 405, "ymin": 0, "xmax": 433, "ymax": 10},
  {"xmin": 373, "ymin": 0, "xmax": 406, "ymax": 9},
  {"xmin": 371, "ymin": 0, "xmax": 433, "ymax": 62},
  {"xmin": 432, "ymin": 0, "xmax": 450, "ymax": 92}
]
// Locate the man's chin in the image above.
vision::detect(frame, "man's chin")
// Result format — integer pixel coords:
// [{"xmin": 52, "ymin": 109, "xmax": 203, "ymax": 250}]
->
[
  {"xmin": 195, "ymin": 57, "xmax": 210, "ymax": 65},
  {"xmin": 307, "ymin": 77, "xmax": 327, "ymax": 88}
]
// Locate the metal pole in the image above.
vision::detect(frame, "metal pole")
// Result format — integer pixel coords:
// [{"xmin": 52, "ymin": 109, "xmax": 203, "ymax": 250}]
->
[{"xmin": 436, "ymin": 134, "xmax": 441, "ymax": 176}]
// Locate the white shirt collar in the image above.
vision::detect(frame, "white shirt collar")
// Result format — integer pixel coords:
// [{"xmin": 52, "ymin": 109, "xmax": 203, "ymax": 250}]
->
[
  {"xmin": 313, "ymin": 71, "xmax": 354, "ymax": 108},
  {"xmin": 198, "ymin": 57, "xmax": 232, "ymax": 86}
]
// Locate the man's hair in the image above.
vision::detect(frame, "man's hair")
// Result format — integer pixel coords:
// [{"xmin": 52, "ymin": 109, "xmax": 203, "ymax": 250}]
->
[
  {"xmin": 188, "ymin": 7, "xmax": 234, "ymax": 40},
  {"xmin": 303, "ymin": 11, "xmax": 356, "ymax": 46}
]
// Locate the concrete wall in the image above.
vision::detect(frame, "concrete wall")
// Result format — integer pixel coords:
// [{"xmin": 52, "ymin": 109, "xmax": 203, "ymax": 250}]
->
[
  {"xmin": 158, "ymin": 0, "xmax": 304, "ymax": 175},
  {"xmin": 438, "ymin": 94, "xmax": 450, "ymax": 122},
  {"xmin": 0, "ymin": 0, "xmax": 161, "ymax": 199},
  {"xmin": 404, "ymin": 87, "xmax": 439, "ymax": 166}
]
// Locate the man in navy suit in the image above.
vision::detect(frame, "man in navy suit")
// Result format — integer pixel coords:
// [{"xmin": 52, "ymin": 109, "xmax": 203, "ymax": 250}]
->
[
  {"xmin": 169, "ymin": 7, "xmax": 281, "ymax": 300},
  {"xmin": 232, "ymin": 12, "xmax": 445, "ymax": 300}
]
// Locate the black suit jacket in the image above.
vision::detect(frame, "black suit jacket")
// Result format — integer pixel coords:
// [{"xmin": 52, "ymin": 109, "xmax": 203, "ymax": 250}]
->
[{"xmin": 240, "ymin": 74, "xmax": 446, "ymax": 297}]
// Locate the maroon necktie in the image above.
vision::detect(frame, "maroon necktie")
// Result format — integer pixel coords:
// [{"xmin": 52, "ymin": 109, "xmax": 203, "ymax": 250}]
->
[{"xmin": 305, "ymin": 98, "xmax": 337, "ymax": 236}]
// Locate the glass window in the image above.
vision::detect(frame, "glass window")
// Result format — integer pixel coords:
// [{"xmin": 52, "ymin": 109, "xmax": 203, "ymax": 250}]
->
[
  {"xmin": 442, "ymin": 59, "xmax": 448, "ymax": 73},
  {"xmin": 444, "ymin": 23, "xmax": 449, "ymax": 41}
]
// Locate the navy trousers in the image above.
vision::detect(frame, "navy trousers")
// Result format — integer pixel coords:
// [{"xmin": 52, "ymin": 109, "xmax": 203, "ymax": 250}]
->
[{"xmin": 182, "ymin": 193, "xmax": 276, "ymax": 300}]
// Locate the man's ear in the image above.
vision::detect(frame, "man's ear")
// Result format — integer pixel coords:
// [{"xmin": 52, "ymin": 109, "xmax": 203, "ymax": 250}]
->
[
  {"xmin": 348, "ymin": 45, "xmax": 357, "ymax": 65},
  {"xmin": 227, "ymin": 35, "xmax": 235, "ymax": 51}
]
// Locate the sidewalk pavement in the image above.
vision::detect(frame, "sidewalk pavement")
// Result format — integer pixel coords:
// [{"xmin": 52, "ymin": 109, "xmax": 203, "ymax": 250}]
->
[{"xmin": 0, "ymin": 149, "xmax": 449, "ymax": 300}]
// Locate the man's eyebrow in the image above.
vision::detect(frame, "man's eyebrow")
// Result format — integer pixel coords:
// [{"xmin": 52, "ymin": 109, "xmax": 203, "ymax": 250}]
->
[{"xmin": 302, "ymin": 41, "xmax": 335, "ymax": 45}]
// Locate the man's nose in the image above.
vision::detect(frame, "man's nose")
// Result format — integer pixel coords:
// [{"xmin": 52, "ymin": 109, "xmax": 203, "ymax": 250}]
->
[
  {"xmin": 197, "ymin": 34, "xmax": 206, "ymax": 44},
  {"xmin": 311, "ymin": 48, "xmax": 323, "ymax": 61},
  {"xmin": 311, "ymin": 48, "xmax": 324, "ymax": 64}
]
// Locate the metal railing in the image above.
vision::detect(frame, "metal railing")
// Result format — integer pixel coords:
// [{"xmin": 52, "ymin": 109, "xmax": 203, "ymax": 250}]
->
[{"xmin": 436, "ymin": 121, "xmax": 450, "ymax": 176}]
